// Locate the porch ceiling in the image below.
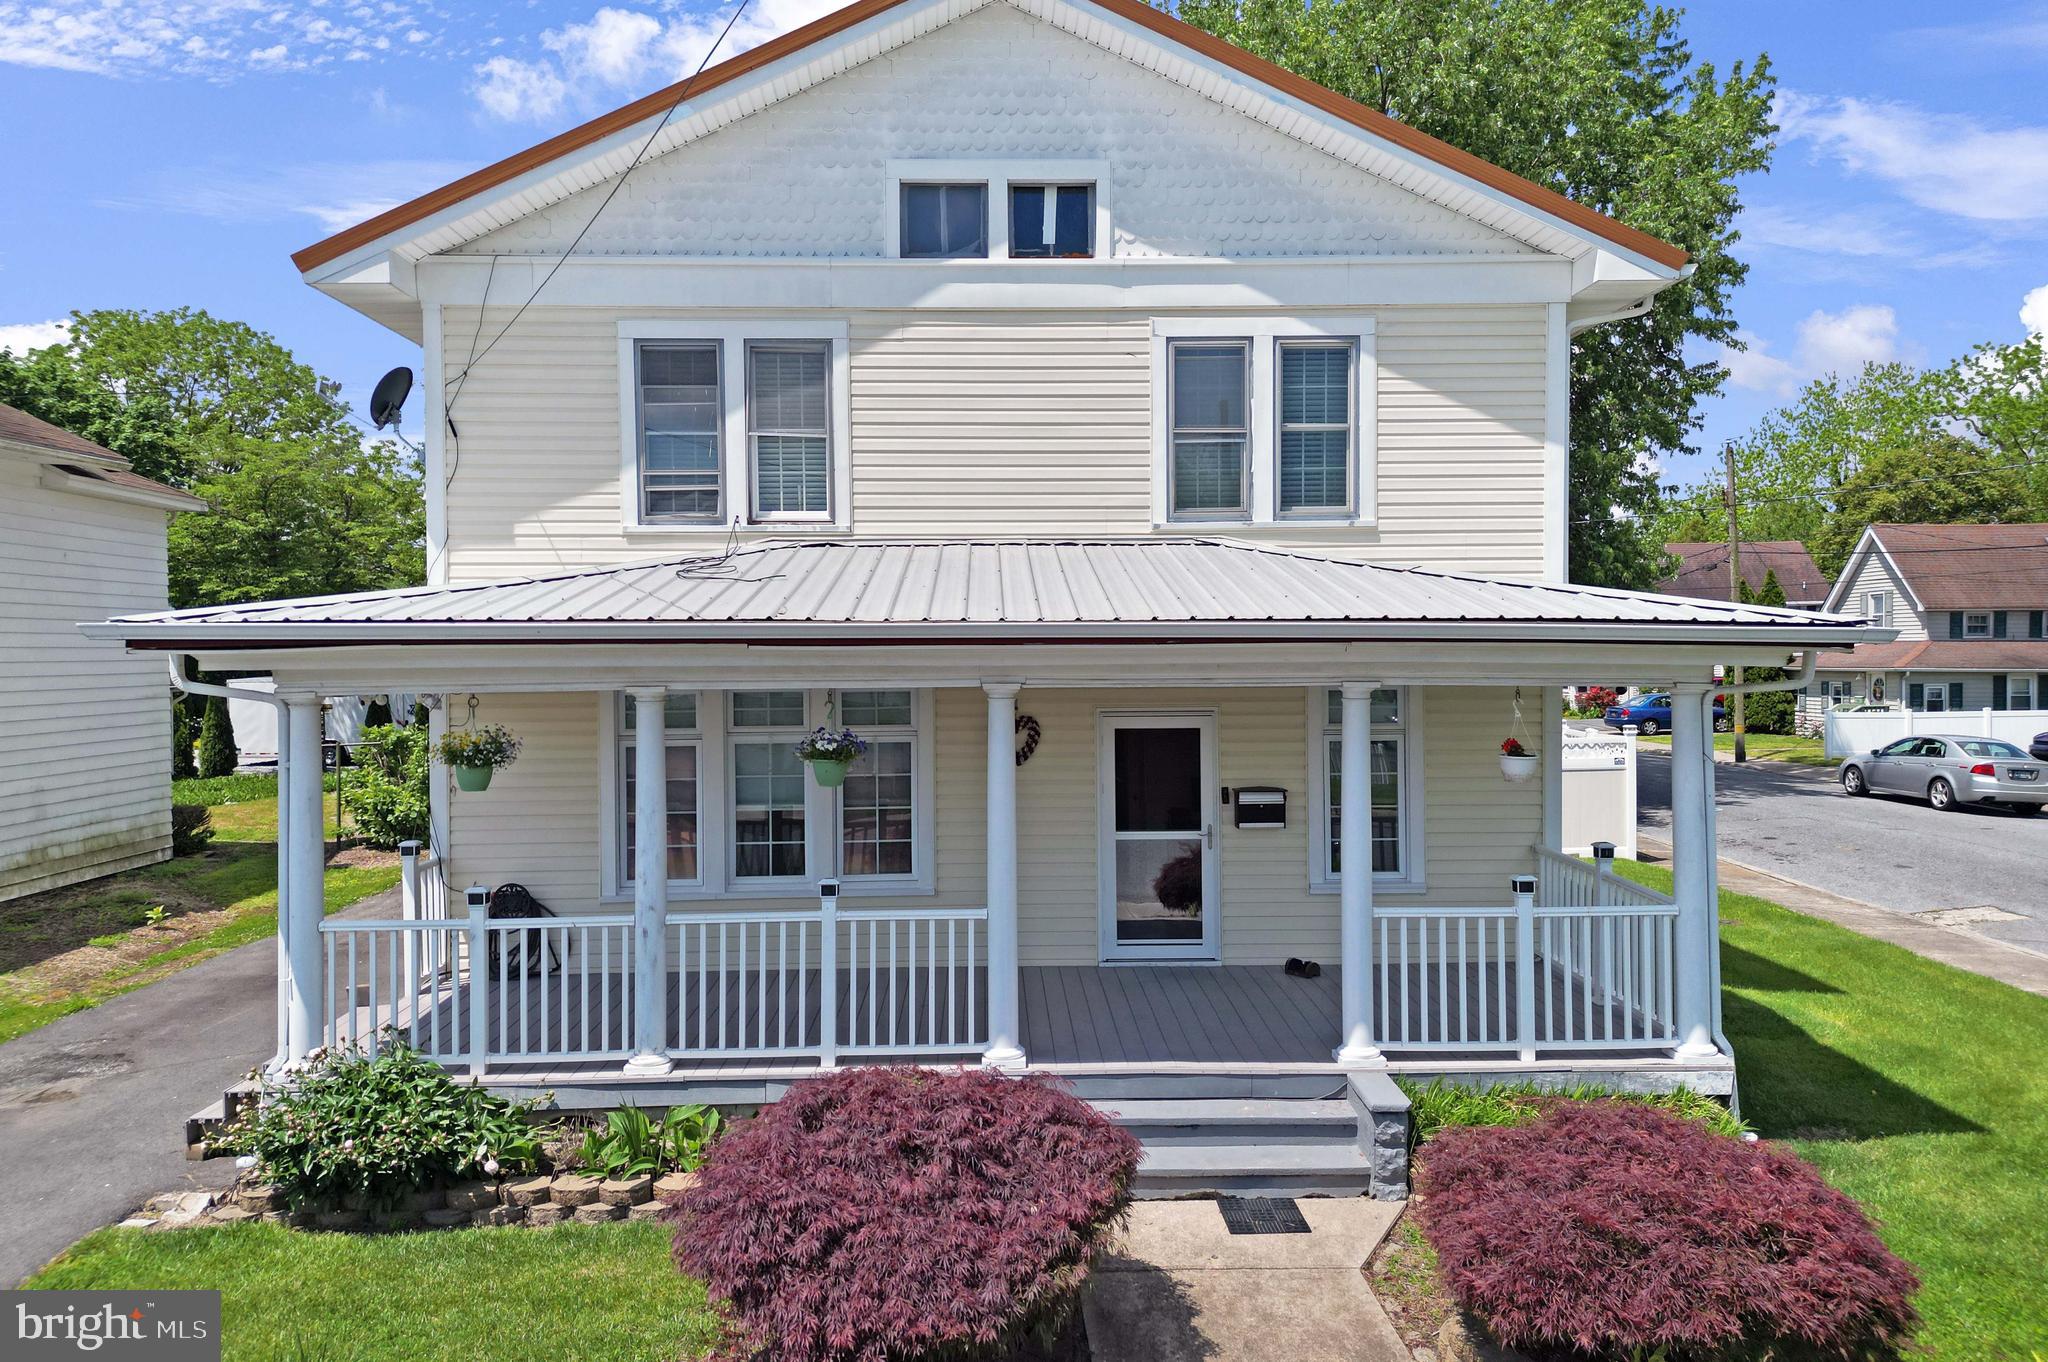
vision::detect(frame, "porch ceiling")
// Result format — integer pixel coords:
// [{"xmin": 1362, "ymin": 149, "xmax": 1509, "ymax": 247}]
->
[{"xmin": 90, "ymin": 538, "xmax": 1885, "ymax": 652}]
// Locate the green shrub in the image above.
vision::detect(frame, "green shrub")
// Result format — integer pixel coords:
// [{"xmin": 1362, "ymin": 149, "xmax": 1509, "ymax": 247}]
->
[
  {"xmin": 170, "ymin": 803, "xmax": 215, "ymax": 856},
  {"xmin": 196, "ymin": 693, "xmax": 237, "ymax": 778},
  {"xmin": 1398, "ymin": 1078, "xmax": 1746, "ymax": 1145},
  {"xmin": 171, "ymin": 698, "xmax": 197, "ymax": 780},
  {"xmin": 220, "ymin": 1040, "xmax": 543, "ymax": 1211},
  {"xmin": 578, "ymin": 1104, "xmax": 723, "ymax": 1179},
  {"xmin": 339, "ymin": 723, "xmax": 431, "ymax": 849}
]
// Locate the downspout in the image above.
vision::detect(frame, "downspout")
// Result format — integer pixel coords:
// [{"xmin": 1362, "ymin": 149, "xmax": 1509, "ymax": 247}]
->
[
  {"xmin": 1690, "ymin": 650, "xmax": 1813, "ymax": 1118},
  {"xmin": 170, "ymin": 655, "xmax": 292, "ymax": 1070}
]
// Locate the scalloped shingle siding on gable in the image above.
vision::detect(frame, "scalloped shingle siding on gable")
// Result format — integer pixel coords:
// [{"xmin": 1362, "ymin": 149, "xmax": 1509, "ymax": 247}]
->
[{"xmin": 456, "ymin": 4, "xmax": 1531, "ymax": 261}]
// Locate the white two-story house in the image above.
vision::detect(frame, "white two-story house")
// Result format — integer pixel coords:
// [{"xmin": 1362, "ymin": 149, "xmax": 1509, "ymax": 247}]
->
[{"xmin": 91, "ymin": 0, "xmax": 1879, "ymax": 1178}]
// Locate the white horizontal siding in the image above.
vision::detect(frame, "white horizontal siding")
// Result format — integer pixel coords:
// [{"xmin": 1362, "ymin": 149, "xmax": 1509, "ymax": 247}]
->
[
  {"xmin": 440, "ymin": 305, "xmax": 1551, "ymax": 581},
  {"xmin": 0, "ymin": 457, "xmax": 175, "ymax": 899},
  {"xmin": 444, "ymin": 684, "xmax": 1539, "ymax": 966}
]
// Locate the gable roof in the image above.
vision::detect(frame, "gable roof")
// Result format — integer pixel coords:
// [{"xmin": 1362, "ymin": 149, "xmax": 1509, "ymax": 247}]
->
[
  {"xmin": 292, "ymin": 0, "xmax": 1686, "ymax": 276},
  {"xmin": 1659, "ymin": 541, "xmax": 1829, "ymax": 606},
  {"xmin": 1841, "ymin": 523, "xmax": 2048, "ymax": 612},
  {"xmin": 88, "ymin": 538, "xmax": 1875, "ymax": 650},
  {"xmin": 0, "ymin": 401, "xmax": 206, "ymax": 510}
]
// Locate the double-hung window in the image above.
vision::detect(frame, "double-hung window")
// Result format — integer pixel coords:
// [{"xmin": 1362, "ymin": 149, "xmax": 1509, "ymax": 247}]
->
[
  {"xmin": 1964, "ymin": 611, "xmax": 1992, "ymax": 638},
  {"xmin": 1864, "ymin": 590, "xmax": 1890, "ymax": 627},
  {"xmin": 1311, "ymin": 687, "xmax": 1417, "ymax": 890},
  {"xmin": 1168, "ymin": 340, "xmax": 1251, "ymax": 519},
  {"xmin": 729, "ymin": 691, "xmax": 810, "ymax": 882},
  {"xmin": 617, "ymin": 692, "xmax": 701, "ymax": 885},
  {"xmin": 748, "ymin": 342, "xmax": 831, "ymax": 520},
  {"xmin": 2009, "ymin": 674, "xmax": 2036, "ymax": 710},
  {"xmin": 636, "ymin": 343, "xmax": 722, "ymax": 522},
  {"xmin": 1277, "ymin": 341, "xmax": 1356, "ymax": 517},
  {"xmin": 837, "ymin": 690, "xmax": 918, "ymax": 878}
]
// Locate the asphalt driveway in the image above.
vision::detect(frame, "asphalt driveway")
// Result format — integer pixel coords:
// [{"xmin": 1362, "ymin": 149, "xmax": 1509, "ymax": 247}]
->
[
  {"xmin": 1639, "ymin": 752, "xmax": 2048, "ymax": 956},
  {"xmin": 0, "ymin": 887, "xmax": 398, "ymax": 1286}
]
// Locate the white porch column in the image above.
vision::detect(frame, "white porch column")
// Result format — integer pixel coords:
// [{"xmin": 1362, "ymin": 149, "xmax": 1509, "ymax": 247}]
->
[
  {"xmin": 1335, "ymin": 681, "xmax": 1384, "ymax": 1066},
  {"xmin": 982, "ymin": 683, "xmax": 1026, "ymax": 1070},
  {"xmin": 1669, "ymin": 682, "xmax": 1719, "ymax": 1059},
  {"xmin": 280, "ymin": 691, "xmax": 326, "ymax": 1064},
  {"xmin": 624, "ymin": 687, "xmax": 674, "ymax": 1076}
]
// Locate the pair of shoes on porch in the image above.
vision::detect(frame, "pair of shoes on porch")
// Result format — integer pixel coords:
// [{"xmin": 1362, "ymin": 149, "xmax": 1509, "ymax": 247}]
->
[{"xmin": 1284, "ymin": 957, "xmax": 1322, "ymax": 979}]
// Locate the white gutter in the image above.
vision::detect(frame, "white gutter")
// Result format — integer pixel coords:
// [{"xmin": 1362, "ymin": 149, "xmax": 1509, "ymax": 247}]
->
[{"xmin": 170, "ymin": 656, "xmax": 291, "ymax": 1071}]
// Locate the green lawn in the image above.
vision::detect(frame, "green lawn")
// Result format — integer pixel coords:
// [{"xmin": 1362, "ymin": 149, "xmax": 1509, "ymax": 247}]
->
[
  {"xmin": 29, "ymin": 1224, "xmax": 722, "ymax": 1362},
  {"xmin": 1636, "ymin": 730, "xmax": 1835, "ymax": 767},
  {"xmin": 0, "ymin": 774, "xmax": 398, "ymax": 1044},
  {"xmin": 1617, "ymin": 859, "xmax": 2047, "ymax": 1357}
]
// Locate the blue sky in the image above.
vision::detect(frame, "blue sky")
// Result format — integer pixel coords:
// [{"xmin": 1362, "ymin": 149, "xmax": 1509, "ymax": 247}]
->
[{"xmin": 2, "ymin": 0, "xmax": 2045, "ymax": 489}]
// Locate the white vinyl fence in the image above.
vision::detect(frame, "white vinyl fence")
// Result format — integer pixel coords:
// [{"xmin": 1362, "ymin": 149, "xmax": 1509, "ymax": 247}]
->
[
  {"xmin": 1824, "ymin": 707, "xmax": 2048, "ymax": 759},
  {"xmin": 1560, "ymin": 723, "xmax": 1638, "ymax": 859}
]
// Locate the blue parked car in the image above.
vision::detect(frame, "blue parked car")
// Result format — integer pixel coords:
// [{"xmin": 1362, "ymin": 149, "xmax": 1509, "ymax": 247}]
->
[{"xmin": 1603, "ymin": 692, "xmax": 1729, "ymax": 737}]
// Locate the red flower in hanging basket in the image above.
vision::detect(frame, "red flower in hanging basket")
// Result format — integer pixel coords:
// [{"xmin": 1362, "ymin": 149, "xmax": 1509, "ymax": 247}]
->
[{"xmin": 1501, "ymin": 737, "xmax": 1528, "ymax": 757}]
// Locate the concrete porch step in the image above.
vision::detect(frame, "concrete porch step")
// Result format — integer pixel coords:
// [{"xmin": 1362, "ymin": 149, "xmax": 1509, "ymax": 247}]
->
[
  {"xmin": 1091, "ymin": 1097, "xmax": 1358, "ymax": 1145},
  {"xmin": 1133, "ymin": 1140, "xmax": 1378, "ymax": 1199}
]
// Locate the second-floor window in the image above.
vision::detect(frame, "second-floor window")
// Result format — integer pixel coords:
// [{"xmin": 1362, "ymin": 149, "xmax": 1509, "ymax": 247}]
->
[
  {"xmin": 1008, "ymin": 184, "xmax": 1094, "ymax": 258},
  {"xmin": 637, "ymin": 343, "xmax": 722, "ymax": 522},
  {"xmin": 1864, "ymin": 590, "xmax": 1889, "ymax": 627},
  {"xmin": 900, "ymin": 183, "xmax": 988, "ymax": 258},
  {"xmin": 1964, "ymin": 611, "xmax": 1992, "ymax": 638},
  {"xmin": 1168, "ymin": 340, "xmax": 1250, "ymax": 519},
  {"xmin": 1277, "ymin": 341, "xmax": 1356, "ymax": 517},
  {"xmin": 748, "ymin": 342, "xmax": 831, "ymax": 520}
]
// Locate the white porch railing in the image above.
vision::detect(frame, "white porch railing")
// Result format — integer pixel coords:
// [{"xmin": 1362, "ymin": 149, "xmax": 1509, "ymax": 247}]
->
[
  {"xmin": 320, "ymin": 888, "xmax": 986, "ymax": 1074},
  {"xmin": 1371, "ymin": 848, "xmax": 1680, "ymax": 1056}
]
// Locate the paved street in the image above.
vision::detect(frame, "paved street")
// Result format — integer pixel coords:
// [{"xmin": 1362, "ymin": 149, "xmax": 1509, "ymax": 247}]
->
[
  {"xmin": 0, "ymin": 888, "xmax": 398, "ymax": 1286},
  {"xmin": 1639, "ymin": 751, "xmax": 2048, "ymax": 956}
]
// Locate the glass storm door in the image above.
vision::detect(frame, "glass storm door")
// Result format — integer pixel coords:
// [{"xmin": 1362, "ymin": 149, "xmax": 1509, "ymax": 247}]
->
[{"xmin": 1098, "ymin": 714, "xmax": 1219, "ymax": 960}]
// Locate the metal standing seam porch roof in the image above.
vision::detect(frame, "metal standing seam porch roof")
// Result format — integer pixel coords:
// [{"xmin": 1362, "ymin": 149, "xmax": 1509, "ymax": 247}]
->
[{"xmin": 86, "ymin": 539, "xmax": 1889, "ymax": 649}]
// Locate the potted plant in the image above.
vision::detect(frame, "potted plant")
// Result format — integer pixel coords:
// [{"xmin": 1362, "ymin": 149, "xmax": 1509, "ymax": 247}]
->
[
  {"xmin": 435, "ymin": 724, "xmax": 522, "ymax": 792},
  {"xmin": 794, "ymin": 726, "xmax": 867, "ymax": 788},
  {"xmin": 1500, "ymin": 737, "xmax": 1538, "ymax": 783}
]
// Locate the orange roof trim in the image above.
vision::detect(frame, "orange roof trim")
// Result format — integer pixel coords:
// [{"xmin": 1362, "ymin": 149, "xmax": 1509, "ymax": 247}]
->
[{"xmin": 292, "ymin": 0, "xmax": 1689, "ymax": 274}]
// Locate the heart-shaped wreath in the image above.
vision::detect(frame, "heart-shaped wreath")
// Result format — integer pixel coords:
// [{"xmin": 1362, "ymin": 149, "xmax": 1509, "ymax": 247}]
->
[{"xmin": 1014, "ymin": 714, "xmax": 1042, "ymax": 766}]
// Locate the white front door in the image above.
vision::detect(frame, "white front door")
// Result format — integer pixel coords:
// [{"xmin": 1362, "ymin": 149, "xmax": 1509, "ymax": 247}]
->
[{"xmin": 1098, "ymin": 712, "xmax": 1220, "ymax": 961}]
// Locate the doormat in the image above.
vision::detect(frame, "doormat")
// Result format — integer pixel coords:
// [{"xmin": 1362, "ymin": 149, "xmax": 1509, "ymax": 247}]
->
[{"xmin": 1217, "ymin": 1196, "xmax": 1310, "ymax": 1235}]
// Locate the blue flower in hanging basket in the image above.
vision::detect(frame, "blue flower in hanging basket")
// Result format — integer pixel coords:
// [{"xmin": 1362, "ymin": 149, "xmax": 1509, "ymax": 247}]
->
[{"xmin": 794, "ymin": 726, "xmax": 868, "ymax": 787}]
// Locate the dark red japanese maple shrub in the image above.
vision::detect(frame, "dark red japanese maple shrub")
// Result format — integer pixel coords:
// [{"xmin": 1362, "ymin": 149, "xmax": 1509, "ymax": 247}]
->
[
  {"xmin": 669, "ymin": 1067, "xmax": 1140, "ymax": 1362},
  {"xmin": 1416, "ymin": 1101, "xmax": 1917, "ymax": 1361}
]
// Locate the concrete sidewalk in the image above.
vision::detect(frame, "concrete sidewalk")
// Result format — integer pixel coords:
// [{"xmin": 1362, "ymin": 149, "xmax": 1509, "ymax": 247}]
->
[
  {"xmin": 0, "ymin": 887, "xmax": 400, "ymax": 1285},
  {"xmin": 1083, "ymin": 1199, "xmax": 1409, "ymax": 1362},
  {"xmin": 1641, "ymin": 837, "xmax": 2048, "ymax": 996}
]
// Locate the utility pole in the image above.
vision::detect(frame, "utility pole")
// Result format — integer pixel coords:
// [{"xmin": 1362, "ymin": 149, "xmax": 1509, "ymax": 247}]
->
[{"xmin": 1723, "ymin": 443, "xmax": 1746, "ymax": 764}]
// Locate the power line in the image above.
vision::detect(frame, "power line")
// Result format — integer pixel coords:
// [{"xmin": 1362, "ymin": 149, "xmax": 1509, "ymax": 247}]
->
[
  {"xmin": 1574, "ymin": 455, "xmax": 2048, "ymax": 527},
  {"xmin": 442, "ymin": 0, "xmax": 755, "ymax": 424}
]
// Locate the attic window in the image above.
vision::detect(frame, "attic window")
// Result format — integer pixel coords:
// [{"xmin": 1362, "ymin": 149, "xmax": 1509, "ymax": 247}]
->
[
  {"xmin": 1964, "ymin": 612, "xmax": 1992, "ymax": 638},
  {"xmin": 1008, "ymin": 184, "xmax": 1094, "ymax": 258},
  {"xmin": 900, "ymin": 183, "xmax": 987, "ymax": 258}
]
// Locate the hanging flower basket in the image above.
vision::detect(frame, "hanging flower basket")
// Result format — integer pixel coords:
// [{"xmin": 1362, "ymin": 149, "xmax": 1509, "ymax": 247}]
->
[
  {"xmin": 435, "ymin": 724, "xmax": 522, "ymax": 793},
  {"xmin": 795, "ymin": 726, "xmax": 867, "ymax": 788},
  {"xmin": 1499, "ymin": 737, "xmax": 1539, "ymax": 783}
]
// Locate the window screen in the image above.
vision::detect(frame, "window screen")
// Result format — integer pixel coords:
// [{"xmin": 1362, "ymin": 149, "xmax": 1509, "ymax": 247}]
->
[
  {"xmin": 901, "ymin": 183, "xmax": 988, "ymax": 258},
  {"xmin": 638, "ymin": 343, "xmax": 720, "ymax": 521}
]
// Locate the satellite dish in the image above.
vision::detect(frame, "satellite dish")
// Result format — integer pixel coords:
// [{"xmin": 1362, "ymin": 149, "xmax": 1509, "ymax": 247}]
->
[{"xmin": 370, "ymin": 367, "xmax": 414, "ymax": 430}]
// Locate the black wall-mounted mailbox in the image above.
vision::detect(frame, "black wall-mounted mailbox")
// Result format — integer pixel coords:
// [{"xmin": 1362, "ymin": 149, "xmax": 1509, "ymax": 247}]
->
[{"xmin": 1234, "ymin": 786, "xmax": 1286, "ymax": 829}]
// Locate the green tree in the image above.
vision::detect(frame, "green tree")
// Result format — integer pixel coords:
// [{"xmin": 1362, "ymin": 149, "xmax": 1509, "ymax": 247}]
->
[
  {"xmin": 1168, "ymin": 0, "xmax": 1776, "ymax": 587},
  {"xmin": 1742, "ymin": 568, "xmax": 1794, "ymax": 735},
  {"xmin": 170, "ymin": 698, "xmax": 198, "ymax": 781},
  {"xmin": 196, "ymin": 694, "xmax": 237, "ymax": 778},
  {"xmin": 340, "ymin": 723, "xmax": 432, "ymax": 848},
  {"xmin": 0, "ymin": 308, "xmax": 424, "ymax": 607}
]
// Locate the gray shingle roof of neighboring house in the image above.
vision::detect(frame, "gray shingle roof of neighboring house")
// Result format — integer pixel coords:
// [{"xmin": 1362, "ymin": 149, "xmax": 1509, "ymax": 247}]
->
[
  {"xmin": 1659, "ymin": 541, "xmax": 1829, "ymax": 607},
  {"xmin": 0, "ymin": 400, "xmax": 206, "ymax": 509},
  {"xmin": 90, "ymin": 538, "xmax": 1880, "ymax": 647},
  {"xmin": 1813, "ymin": 640, "xmax": 2048, "ymax": 672},
  {"xmin": 1856, "ymin": 523, "xmax": 2048, "ymax": 611}
]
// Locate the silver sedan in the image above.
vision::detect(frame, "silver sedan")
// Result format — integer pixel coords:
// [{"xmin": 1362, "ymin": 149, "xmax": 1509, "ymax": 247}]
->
[{"xmin": 1839, "ymin": 735, "xmax": 2048, "ymax": 813}]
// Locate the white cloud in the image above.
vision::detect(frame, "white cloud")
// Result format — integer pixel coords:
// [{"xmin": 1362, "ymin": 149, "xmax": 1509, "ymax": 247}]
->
[
  {"xmin": 0, "ymin": 319, "xmax": 70, "ymax": 356},
  {"xmin": 98, "ymin": 160, "xmax": 474, "ymax": 233},
  {"xmin": 545, "ymin": 6, "xmax": 662, "ymax": 85},
  {"xmin": 1710, "ymin": 305, "xmax": 1901, "ymax": 397},
  {"xmin": 1777, "ymin": 91, "xmax": 2048, "ymax": 225},
  {"xmin": 2023, "ymin": 284, "xmax": 2048, "ymax": 339},
  {"xmin": 0, "ymin": 0, "xmax": 445, "ymax": 78},
  {"xmin": 472, "ymin": 54, "xmax": 568, "ymax": 122}
]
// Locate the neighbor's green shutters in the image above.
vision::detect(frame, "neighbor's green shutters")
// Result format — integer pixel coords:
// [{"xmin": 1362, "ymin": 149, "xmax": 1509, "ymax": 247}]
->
[
  {"xmin": 1993, "ymin": 675, "xmax": 2008, "ymax": 709},
  {"xmin": 2039, "ymin": 673, "xmax": 2048, "ymax": 707},
  {"xmin": 1948, "ymin": 682, "xmax": 1966, "ymax": 710},
  {"xmin": 1908, "ymin": 682, "xmax": 1926, "ymax": 709},
  {"xmin": 1995, "ymin": 612, "xmax": 2010, "ymax": 639},
  {"xmin": 2032, "ymin": 611, "xmax": 2045, "ymax": 639},
  {"xmin": 1949, "ymin": 612, "xmax": 1965, "ymax": 639}
]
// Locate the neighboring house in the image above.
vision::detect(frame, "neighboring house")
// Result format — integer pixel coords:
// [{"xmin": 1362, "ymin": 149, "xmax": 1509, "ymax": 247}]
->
[
  {"xmin": 1810, "ymin": 523, "xmax": 2048, "ymax": 722},
  {"xmin": 1658, "ymin": 541, "xmax": 1829, "ymax": 610},
  {"xmin": 87, "ymin": 0, "xmax": 1880, "ymax": 1162},
  {"xmin": 2, "ymin": 402, "xmax": 205, "ymax": 900}
]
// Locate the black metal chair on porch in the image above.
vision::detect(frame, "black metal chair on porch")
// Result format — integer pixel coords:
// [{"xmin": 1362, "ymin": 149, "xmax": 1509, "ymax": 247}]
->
[{"xmin": 486, "ymin": 882, "xmax": 562, "ymax": 979}]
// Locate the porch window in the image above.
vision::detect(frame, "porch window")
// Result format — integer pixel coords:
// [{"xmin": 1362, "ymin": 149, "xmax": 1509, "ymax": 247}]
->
[
  {"xmin": 1168, "ymin": 340, "xmax": 1250, "ymax": 518},
  {"xmin": 748, "ymin": 342, "xmax": 831, "ymax": 519},
  {"xmin": 1277, "ymin": 341, "xmax": 1355, "ymax": 516},
  {"xmin": 838, "ymin": 689, "xmax": 917, "ymax": 878},
  {"xmin": 731, "ymin": 690, "xmax": 809, "ymax": 880},
  {"xmin": 1314, "ymin": 687, "xmax": 1411, "ymax": 885},
  {"xmin": 618, "ymin": 692, "xmax": 701, "ymax": 885},
  {"xmin": 635, "ymin": 343, "xmax": 722, "ymax": 522}
]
